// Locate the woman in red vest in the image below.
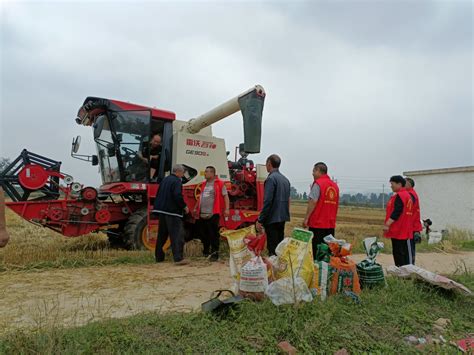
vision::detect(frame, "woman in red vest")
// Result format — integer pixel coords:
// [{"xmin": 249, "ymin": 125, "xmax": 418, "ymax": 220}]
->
[
  {"xmin": 303, "ymin": 162, "xmax": 340, "ymax": 257},
  {"xmin": 194, "ymin": 166, "xmax": 230, "ymax": 261},
  {"xmin": 383, "ymin": 175, "xmax": 415, "ymax": 266},
  {"xmin": 405, "ymin": 177, "xmax": 423, "ymax": 264}
]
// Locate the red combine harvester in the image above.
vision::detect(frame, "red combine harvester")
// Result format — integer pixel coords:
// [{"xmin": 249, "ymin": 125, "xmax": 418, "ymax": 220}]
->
[{"xmin": 0, "ymin": 85, "xmax": 267, "ymax": 250}]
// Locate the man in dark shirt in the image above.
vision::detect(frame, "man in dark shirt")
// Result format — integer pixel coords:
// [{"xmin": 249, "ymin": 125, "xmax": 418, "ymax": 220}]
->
[
  {"xmin": 256, "ymin": 154, "xmax": 291, "ymax": 255},
  {"xmin": 138, "ymin": 133, "xmax": 162, "ymax": 179},
  {"xmin": 153, "ymin": 164, "xmax": 190, "ymax": 265}
]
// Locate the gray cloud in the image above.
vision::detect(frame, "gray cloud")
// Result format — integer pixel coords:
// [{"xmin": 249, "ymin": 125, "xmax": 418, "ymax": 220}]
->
[
  {"xmin": 279, "ymin": 1, "xmax": 472, "ymax": 51},
  {"xmin": 1, "ymin": 0, "xmax": 472, "ymax": 194}
]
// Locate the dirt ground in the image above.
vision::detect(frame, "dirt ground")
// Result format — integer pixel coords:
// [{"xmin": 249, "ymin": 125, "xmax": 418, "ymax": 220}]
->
[{"xmin": 1, "ymin": 252, "xmax": 473, "ymax": 334}]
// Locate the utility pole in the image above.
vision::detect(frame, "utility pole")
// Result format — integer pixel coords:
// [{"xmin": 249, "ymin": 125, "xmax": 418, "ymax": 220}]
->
[{"xmin": 382, "ymin": 184, "xmax": 385, "ymax": 209}]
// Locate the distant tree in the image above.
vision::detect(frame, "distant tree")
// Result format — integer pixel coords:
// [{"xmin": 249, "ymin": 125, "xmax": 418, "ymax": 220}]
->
[
  {"xmin": 355, "ymin": 193, "xmax": 365, "ymax": 203},
  {"xmin": 290, "ymin": 186, "xmax": 299, "ymax": 200},
  {"xmin": 340, "ymin": 194, "xmax": 351, "ymax": 204},
  {"xmin": 370, "ymin": 193, "xmax": 378, "ymax": 204},
  {"xmin": 302, "ymin": 192, "xmax": 308, "ymax": 201}
]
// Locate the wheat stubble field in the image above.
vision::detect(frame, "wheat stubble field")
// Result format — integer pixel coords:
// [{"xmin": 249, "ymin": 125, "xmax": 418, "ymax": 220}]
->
[
  {"xmin": 1, "ymin": 204, "xmax": 386, "ymax": 272},
  {"xmin": 1, "ymin": 204, "xmax": 473, "ymax": 337}
]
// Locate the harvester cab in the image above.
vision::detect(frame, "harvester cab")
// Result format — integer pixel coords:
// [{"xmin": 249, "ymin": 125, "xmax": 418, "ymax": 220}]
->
[{"xmin": 0, "ymin": 85, "xmax": 266, "ymax": 250}]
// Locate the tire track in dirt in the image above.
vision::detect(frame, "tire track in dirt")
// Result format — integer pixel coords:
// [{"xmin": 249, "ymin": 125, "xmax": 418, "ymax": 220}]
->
[{"xmin": 0, "ymin": 260, "xmax": 232, "ymax": 333}]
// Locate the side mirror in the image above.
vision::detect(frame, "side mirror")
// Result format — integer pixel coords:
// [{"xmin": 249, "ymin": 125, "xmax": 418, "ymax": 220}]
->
[
  {"xmin": 71, "ymin": 139, "xmax": 99, "ymax": 165},
  {"xmin": 71, "ymin": 136, "xmax": 82, "ymax": 154}
]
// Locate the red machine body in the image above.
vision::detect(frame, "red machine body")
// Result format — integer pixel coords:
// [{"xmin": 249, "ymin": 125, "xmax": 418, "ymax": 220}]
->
[{"xmin": 1, "ymin": 87, "xmax": 266, "ymax": 251}]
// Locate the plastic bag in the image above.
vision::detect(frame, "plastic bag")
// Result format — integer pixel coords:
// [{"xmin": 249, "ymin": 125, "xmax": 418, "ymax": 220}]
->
[
  {"xmin": 239, "ymin": 256, "xmax": 269, "ymax": 301},
  {"xmin": 265, "ymin": 276, "xmax": 313, "ymax": 305},
  {"xmin": 329, "ymin": 256, "xmax": 361, "ymax": 295},
  {"xmin": 263, "ymin": 257, "xmax": 275, "ymax": 284},
  {"xmin": 324, "ymin": 235, "xmax": 352, "ymax": 257},
  {"xmin": 357, "ymin": 237, "xmax": 385, "ymax": 289},
  {"xmin": 274, "ymin": 228, "xmax": 314, "ymax": 287},
  {"xmin": 361, "ymin": 237, "xmax": 384, "ymax": 264},
  {"xmin": 221, "ymin": 226, "xmax": 254, "ymax": 293},
  {"xmin": 315, "ymin": 243, "xmax": 331, "ymax": 263},
  {"xmin": 312, "ymin": 261, "xmax": 334, "ymax": 301},
  {"xmin": 428, "ymin": 231, "xmax": 442, "ymax": 244},
  {"xmin": 387, "ymin": 265, "xmax": 472, "ymax": 295},
  {"xmin": 243, "ymin": 231, "xmax": 266, "ymax": 256}
]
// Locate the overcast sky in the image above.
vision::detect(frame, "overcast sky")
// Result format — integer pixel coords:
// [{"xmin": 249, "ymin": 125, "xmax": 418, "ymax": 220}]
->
[{"xmin": 1, "ymin": 0, "xmax": 472, "ymax": 194}]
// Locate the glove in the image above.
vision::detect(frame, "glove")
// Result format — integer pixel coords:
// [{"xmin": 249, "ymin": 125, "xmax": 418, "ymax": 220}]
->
[{"xmin": 414, "ymin": 232, "xmax": 422, "ymax": 244}]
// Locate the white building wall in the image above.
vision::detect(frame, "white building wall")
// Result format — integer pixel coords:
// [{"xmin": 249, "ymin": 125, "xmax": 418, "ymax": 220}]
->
[{"xmin": 405, "ymin": 170, "xmax": 474, "ymax": 232}]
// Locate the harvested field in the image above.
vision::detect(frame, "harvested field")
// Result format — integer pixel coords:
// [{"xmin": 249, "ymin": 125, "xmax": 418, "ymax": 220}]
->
[
  {"xmin": 1, "ymin": 252, "xmax": 473, "ymax": 333},
  {"xmin": 1, "ymin": 203, "xmax": 473, "ymax": 335}
]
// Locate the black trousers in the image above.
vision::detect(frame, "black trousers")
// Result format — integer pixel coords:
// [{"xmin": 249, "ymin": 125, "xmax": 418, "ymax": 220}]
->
[
  {"xmin": 198, "ymin": 214, "xmax": 221, "ymax": 255},
  {"xmin": 155, "ymin": 214, "xmax": 184, "ymax": 262},
  {"xmin": 309, "ymin": 228, "xmax": 335, "ymax": 257},
  {"xmin": 265, "ymin": 222, "xmax": 286, "ymax": 256},
  {"xmin": 391, "ymin": 238, "xmax": 414, "ymax": 267}
]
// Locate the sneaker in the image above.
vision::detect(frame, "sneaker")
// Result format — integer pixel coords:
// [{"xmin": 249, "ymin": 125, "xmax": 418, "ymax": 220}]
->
[
  {"xmin": 174, "ymin": 259, "xmax": 190, "ymax": 266},
  {"xmin": 209, "ymin": 253, "xmax": 219, "ymax": 262}
]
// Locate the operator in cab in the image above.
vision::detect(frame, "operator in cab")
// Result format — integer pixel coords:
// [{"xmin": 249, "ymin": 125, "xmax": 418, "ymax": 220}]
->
[{"xmin": 138, "ymin": 133, "xmax": 162, "ymax": 180}]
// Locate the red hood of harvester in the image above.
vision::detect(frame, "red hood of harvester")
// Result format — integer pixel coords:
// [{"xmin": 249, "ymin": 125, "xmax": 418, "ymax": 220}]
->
[{"xmin": 76, "ymin": 97, "xmax": 176, "ymax": 126}]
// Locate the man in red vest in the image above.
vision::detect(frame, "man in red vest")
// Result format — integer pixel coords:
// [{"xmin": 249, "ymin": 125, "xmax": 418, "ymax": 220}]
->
[
  {"xmin": 194, "ymin": 166, "xmax": 230, "ymax": 261},
  {"xmin": 405, "ymin": 177, "xmax": 423, "ymax": 264},
  {"xmin": 383, "ymin": 175, "xmax": 415, "ymax": 266},
  {"xmin": 303, "ymin": 162, "xmax": 340, "ymax": 257}
]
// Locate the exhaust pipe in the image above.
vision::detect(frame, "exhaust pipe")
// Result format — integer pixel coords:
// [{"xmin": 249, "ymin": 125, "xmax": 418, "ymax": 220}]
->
[{"xmin": 0, "ymin": 188, "xmax": 10, "ymax": 248}]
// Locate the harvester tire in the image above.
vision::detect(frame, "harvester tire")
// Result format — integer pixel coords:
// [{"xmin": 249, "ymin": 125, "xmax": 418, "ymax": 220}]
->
[
  {"xmin": 107, "ymin": 227, "xmax": 129, "ymax": 250},
  {"xmin": 123, "ymin": 208, "xmax": 151, "ymax": 250}
]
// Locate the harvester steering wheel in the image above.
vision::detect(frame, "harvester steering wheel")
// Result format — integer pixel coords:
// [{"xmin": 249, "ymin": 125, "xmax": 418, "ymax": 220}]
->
[{"xmin": 121, "ymin": 146, "xmax": 137, "ymax": 161}]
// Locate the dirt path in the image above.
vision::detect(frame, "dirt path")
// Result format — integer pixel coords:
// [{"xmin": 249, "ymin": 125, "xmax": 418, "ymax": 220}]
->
[{"xmin": 1, "ymin": 252, "xmax": 473, "ymax": 333}]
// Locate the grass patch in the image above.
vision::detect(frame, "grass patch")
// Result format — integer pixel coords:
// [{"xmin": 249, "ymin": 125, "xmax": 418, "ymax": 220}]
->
[{"xmin": 1, "ymin": 274, "xmax": 473, "ymax": 354}]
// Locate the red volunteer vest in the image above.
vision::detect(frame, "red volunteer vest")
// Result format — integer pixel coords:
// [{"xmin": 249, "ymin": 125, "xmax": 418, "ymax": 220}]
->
[
  {"xmin": 406, "ymin": 188, "xmax": 423, "ymax": 232},
  {"xmin": 197, "ymin": 178, "xmax": 225, "ymax": 216},
  {"xmin": 384, "ymin": 188, "xmax": 414, "ymax": 240},
  {"xmin": 308, "ymin": 175, "xmax": 340, "ymax": 229}
]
